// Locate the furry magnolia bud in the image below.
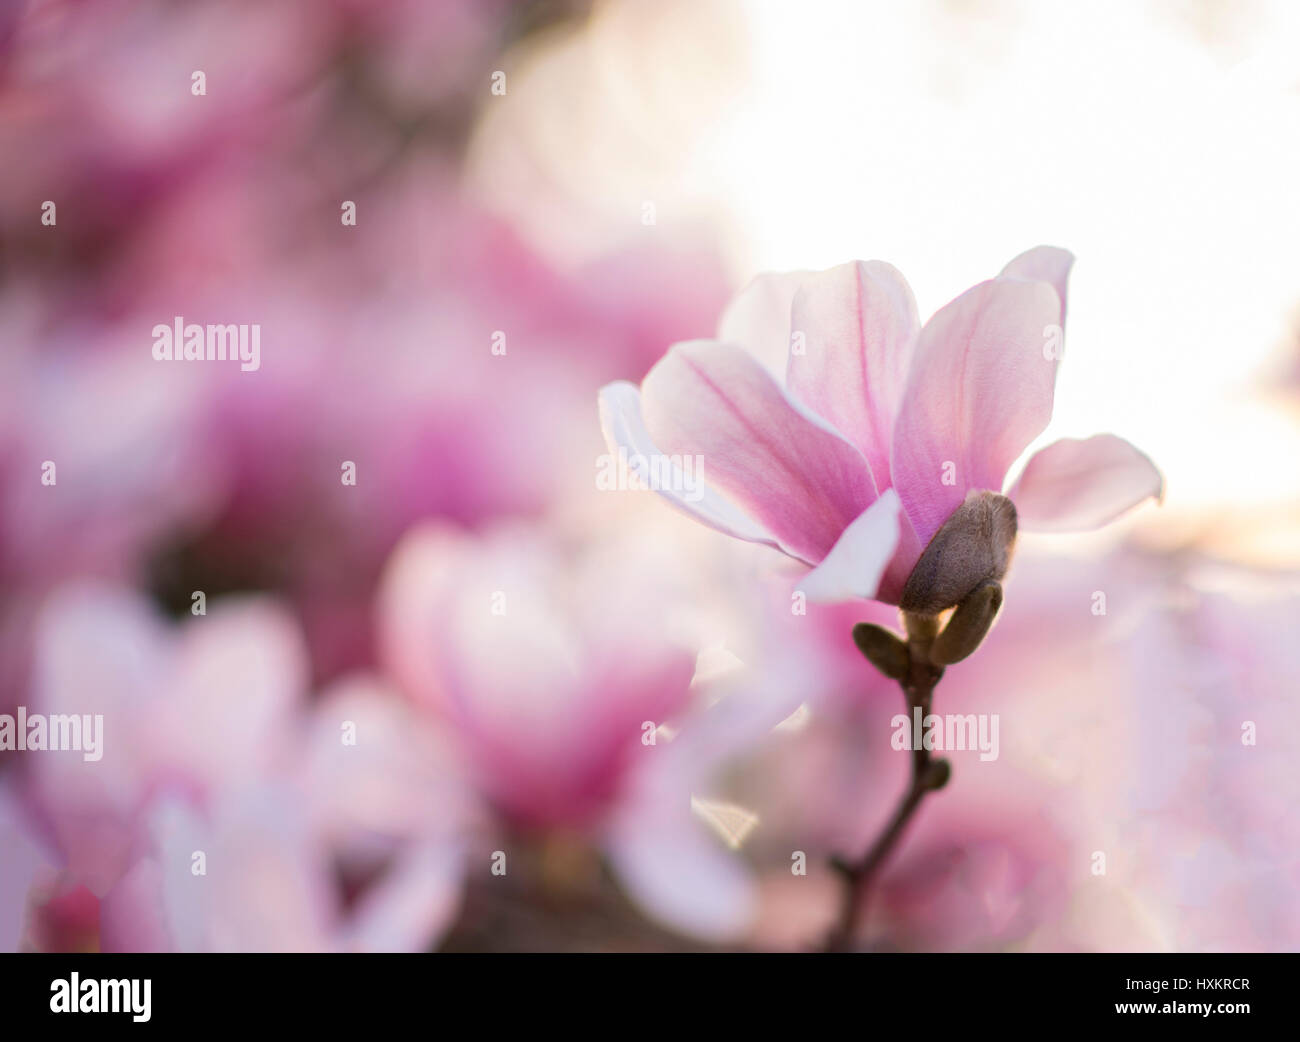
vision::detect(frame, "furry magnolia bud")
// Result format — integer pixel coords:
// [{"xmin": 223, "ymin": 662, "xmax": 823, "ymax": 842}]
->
[
  {"xmin": 852, "ymin": 622, "xmax": 910, "ymax": 679},
  {"xmin": 899, "ymin": 491, "xmax": 1017, "ymax": 616},
  {"xmin": 930, "ymin": 580, "xmax": 1003, "ymax": 666}
]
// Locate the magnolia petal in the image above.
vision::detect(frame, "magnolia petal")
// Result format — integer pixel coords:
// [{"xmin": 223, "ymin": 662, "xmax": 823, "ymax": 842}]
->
[
  {"xmin": 27, "ymin": 586, "xmax": 170, "ymax": 896},
  {"xmin": 0, "ymin": 786, "xmax": 56, "ymax": 952},
  {"xmin": 1008, "ymin": 434, "xmax": 1164, "ymax": 532},
  {"xmin": 99, "ymin": 857, "xmax": 173, "ymax": 952},
  {"xmin": 717, "ymin": 270, "xmax": 812, "ymax": 378},
  {"xmin": 164, "ymin": 598, "xmax": 309, "ymax": 792},
  {"xmin": 598, "ymin": 381, "xmax": 782, "ymax": 550},
  {"xmin": 873, "ymin": 517, "xmax": 928, "ymax": 607},
  {"xmin": 342, "ymin": 839, "xmax": 466, "ymax": 953},
  {"xmin": 890, "ymin": 278, "xmax": 1063, "ymax": 548},
  {"xmin": 1000, "ymin": 245, "xmax": 1075, "ymax": 325},
  {"xmin": 787, "ymin": 261, "xmax": 920, "ymax": 488},
  {"xmin": 640, "ymin": 340, "xmax": 878, "ymax": 565},
  {"xmin": 605, "ymin": 810, "xmax": 757, "ymax": 943},
  {"xmin": 799, "ymin": 490, "xmax": 902, "ymax": 603},
  {"xmin": 149, "ymin": 790, "xmax": 334, "ymax": 953}
]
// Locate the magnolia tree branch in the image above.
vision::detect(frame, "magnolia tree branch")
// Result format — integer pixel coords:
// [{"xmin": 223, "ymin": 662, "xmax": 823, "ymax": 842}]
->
[{"xmin": 822, "ymin": 614, "xmax": 953, "ymax": 952}]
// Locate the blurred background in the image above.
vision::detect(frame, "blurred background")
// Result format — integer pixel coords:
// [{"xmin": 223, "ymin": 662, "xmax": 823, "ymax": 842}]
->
[{"xmin": 0, "ymin": 0, "xmax": 1297, "ymax": 952}]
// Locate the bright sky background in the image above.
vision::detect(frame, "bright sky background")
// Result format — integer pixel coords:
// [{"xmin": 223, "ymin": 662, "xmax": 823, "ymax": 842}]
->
[{"xmin": 471, "ymin": 0, "xmax": 1300, "ymax": 557}]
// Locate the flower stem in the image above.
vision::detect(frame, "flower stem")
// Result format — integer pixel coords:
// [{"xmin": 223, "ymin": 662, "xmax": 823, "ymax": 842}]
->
[{"xmin": 823, "ymin": 630, "xmax": 948, "ymax": 952}]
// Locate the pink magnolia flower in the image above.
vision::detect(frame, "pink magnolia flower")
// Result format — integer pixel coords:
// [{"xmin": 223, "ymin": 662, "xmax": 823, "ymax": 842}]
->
[
  {"xmin": 600, "ymin": 247, "xmax": 1163, "ymax": 606},
  {"xmin": 19, "ymin": 586, "xmax": 309, "ymax": 897},
  {"xmin": 12, "ymin": 585, "xmax": 471, "ymax": 951},
  {"xmin": 89, "ymin": 678, "xmax": 474, "ymax": 954},
  {"xmin": 377, "ymin": 521, "xmax": 789, "ymax": 941},
  {"xmin": 378, "ymin": 522, "xmax": 701, "ymax": 829}
]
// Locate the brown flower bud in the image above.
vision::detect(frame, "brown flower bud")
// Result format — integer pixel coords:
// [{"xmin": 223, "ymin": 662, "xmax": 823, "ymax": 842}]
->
[
  {"xmin": 899, "ymin": 490, "xmax": 1017, "ymax": 616},
  {"xmin": 922, "ymin": 758, "xmax": 951, "ymax": 790},
  {"xmin": 852, "ymin": 622, "xmax": 910, "ymax": 679},
  {"xmin": 929, "ymin": 580, "xmax": 1003, "ymax": 665}
]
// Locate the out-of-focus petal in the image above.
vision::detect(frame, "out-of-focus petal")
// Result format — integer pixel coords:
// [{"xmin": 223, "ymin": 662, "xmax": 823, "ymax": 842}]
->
[
  {"xmin": 598, "ymin": 381, "xmax": 781, "ymax": 551},
  {"xmin": 1008, "ymin": 434, "xmax": 1164, "ymax": 532},
  {"xmin": 341, "ymin": 838, "xmax": 466, "ymax": 953},
  {"xmin": 100, "ymin": 858, "xmax": 173, "ymax": 953},
  {"xmin": 377, "ymin": 524, "xmax": 697, "ymax": 828},
  {"xmin": 641, "ymin": 340, "xmax": 878, "ymax": 565},
  {"xmin": 148, "ymin": 789, "xmax": 334, "ymax": 953},
  {"xmin": 799, "ymin": 490, "xmax": 902, "ymax": 603},
  {"xmin": 1000, "ymin": 245, "xmax": 1075, "ymax": 324},
  {"xmin": 600, "ymin": 660, "xmax": 788, "ymax": 943},
  {"xmin": 0, "ymin": 785, "xmax": 56, "ymax": 952},
  {"xmin": 27, "ymin": 586, "xmax": 169, "ymax": 895},
  {"xmin": 605, "ymin": 807, "xmax": 757, "ymax": 943},
  {"xmin": 787, "ymin": 261, "xmax": 920, "ymax": 488},
  {"xmin": 303, "ymin": 677, "xmax": 473, "ymax": 953},
  {"xmin": 304, "ymin": 678, "xmax": 474, "ymax": 845},
  {"xmin": 890, "ymin": 278, "xmax": 1062, "ymax": 547},
  {"xmin": 156, "ymin": 598, "xmax": 309, "ymax": 794},
  {"xmin": 716, "ymin": 270, "xmax": 811, "ymax": 377}
]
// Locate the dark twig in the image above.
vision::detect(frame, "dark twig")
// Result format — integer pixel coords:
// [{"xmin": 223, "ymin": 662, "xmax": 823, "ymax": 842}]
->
[{"xmin": 823, "ymin": 619, "xmax": 950, "ymax": 952}]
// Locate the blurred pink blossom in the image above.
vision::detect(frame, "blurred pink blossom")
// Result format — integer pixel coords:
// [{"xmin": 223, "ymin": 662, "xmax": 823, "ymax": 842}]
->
[
  {"xmin": 8, "ymin": 585, "xmax": 473, "ymax": 951},
  {"xmin": 377, "ymin": 521, "xmax": 789, "ymax": 940}
]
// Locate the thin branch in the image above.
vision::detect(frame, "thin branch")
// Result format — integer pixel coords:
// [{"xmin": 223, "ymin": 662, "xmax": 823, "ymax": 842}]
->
[{"xmin": 823, "ymin": 635, "xmax": 948, "ymax": 952}]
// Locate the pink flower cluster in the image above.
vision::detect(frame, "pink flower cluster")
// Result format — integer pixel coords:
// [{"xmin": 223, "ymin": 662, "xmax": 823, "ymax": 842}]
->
[{"xmin": 1, "ymin": 0, "xmax": 1293, "ymax": 957}]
